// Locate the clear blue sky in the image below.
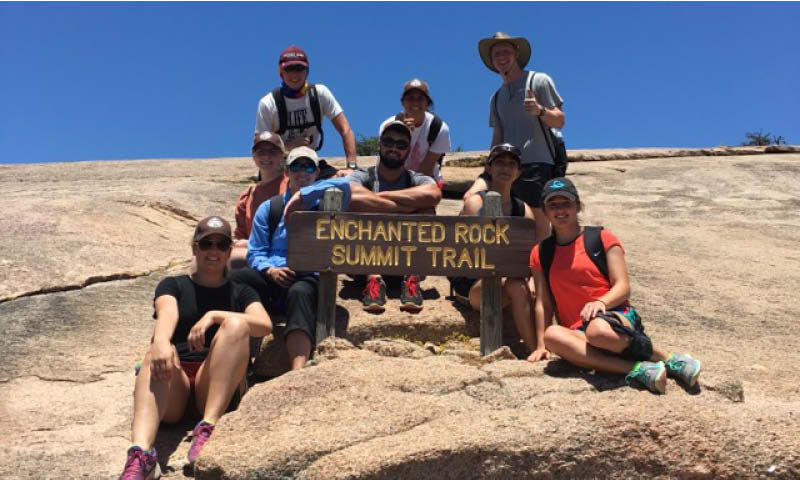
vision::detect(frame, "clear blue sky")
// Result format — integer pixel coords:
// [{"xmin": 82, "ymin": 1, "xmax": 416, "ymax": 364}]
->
[{"xmin": 1, "ymin": 2, "xmax": 798, "ymax": 164}]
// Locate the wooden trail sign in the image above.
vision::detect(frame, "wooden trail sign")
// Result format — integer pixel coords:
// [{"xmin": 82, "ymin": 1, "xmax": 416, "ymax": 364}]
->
[{"xmin": 287, "ymin": 212, "xmax": 536, "ymax": 278}]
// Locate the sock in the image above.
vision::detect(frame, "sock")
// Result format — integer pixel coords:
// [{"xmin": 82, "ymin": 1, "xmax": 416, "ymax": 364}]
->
[
  {"xmin": 200, "ymin": 419, "xmax": 216, "ymax": 426},
  {"xmin": 129, "ymin": 444, "xmax": 153, "ymax": 454}
]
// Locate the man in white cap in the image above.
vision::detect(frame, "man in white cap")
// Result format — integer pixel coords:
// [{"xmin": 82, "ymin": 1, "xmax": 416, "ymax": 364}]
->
[
  {"xmin": 468, "ymin": 32, "xmax": 566, "ymax": 243},
  {"xmin": 254, "ymin": 45, "xmax": 359, "ymax": 173}
]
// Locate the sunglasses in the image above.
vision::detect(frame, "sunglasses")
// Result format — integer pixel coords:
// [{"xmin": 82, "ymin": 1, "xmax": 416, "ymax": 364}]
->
[
  {"xmin": 196, "ymin": 238, "xmax": 232, "ymax": 251},
  {"xmin": 380, "ymin": 137, "xmax": 410, "ymax": 150},
  {"xmin": 288, "ymin": 162, "xmax": 317, "ymax": 173},
  {"xmin": 284, "ymin": 65, "xmax": 307, "ymax": 73}
]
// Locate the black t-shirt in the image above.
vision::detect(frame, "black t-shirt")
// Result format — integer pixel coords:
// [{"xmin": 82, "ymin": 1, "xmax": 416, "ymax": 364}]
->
[{"xmin": 153, "ymin": 275, "xmax": 260, "ymax": 362}]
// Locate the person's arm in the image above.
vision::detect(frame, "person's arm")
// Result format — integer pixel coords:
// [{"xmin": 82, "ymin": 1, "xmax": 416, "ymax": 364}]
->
[
  {"xmin": 491, "ymin": 126, "xmax": 503, "ymax": 148},
  {"xmin": 348, "ymin": 183, "xmax": 415, "ymax": 213},
  {"xmin": 246, "ymin": 202, "xmax": 274, "ymax": 272},
  {"xmin": 417, "ymin": 151, "xmax": 442, "ymax": 178},
  {"xmin": 459, "ymin": 193, "xmax": 483, "ymax": 216},
  {"xmin": 187, "ymin": 303, "xmax": 272, "ymax": 352},
  {"xmin": 579, "ymin": 245, "xmax": 631, "ymax": 322},
  {"xmin": 150, "ymin": 294, "xmax": 181, "ymax": 382},
  {"xmin": 331, "ymin": 112, "xmax": 358, "ymax": 169},
  {"xmin": 529, "ymin": 267, "xmax": 554, "ymax": 362},
  {"xmin": 463, "ymin": 174, "xmax": 490, "ymax": 201},
  {"xmin": 378, "ymin": 182, "xmax": 441, "ymax": 210},
  {"xmin": 540, "ymin": 105, "xmax": 565, "ymax": 129}
]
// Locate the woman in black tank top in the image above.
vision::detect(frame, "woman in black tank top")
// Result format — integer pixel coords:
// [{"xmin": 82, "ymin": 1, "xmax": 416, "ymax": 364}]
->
[{"xmin": 449, "ymin": 144, "xmax": 546, "ymax": 362}]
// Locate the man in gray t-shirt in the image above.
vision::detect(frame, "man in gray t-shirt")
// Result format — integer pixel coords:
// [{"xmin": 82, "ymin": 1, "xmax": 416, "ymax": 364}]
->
[
  {"xmin": 470, "ymin": 32, "xmax": 566, "ymax": 244},
  {"xmin": 347, "ymin": 121, "xmax": 441, "ymax": 314}
]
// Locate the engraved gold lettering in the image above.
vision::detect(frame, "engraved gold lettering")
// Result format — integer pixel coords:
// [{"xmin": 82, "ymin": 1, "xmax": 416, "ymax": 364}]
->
[
  {"xmin": 481, "ymin": 247, "xmax": 494, "ymax": 269},
  {"xmin": 482, "ymin": 224, "xmax": 495, "ymax": 244},
  {"xmin": 400, "ymin": 221, "xmax": 416, "ymax": 241},
  {"xmin": 431, "ymin": 222, "xmax": 445, "ymax": 243},
  {"xmin": 346, "ymin": 244, "xmax": 359, "ymax": 265},
  {"xmin": 374, "ymin": 221, "xmax": 388, "ymax": 242},
  {"xmin": 378, "ymin": 246, "xmax": 393, "ymax": 266},
  {"xmin": 345, "ymin": 219, "xmax": 358, "ymax": 241},
  {"xmin": 360, "ymin": 244, "xmax": 377, "ymax": 265},
  {"xmin": 400, "ymin": 246, "xmax": 417, "ymax": 267},
  {"xmin": 358, "ymin": 219, "xmax": 372, "ymax": 241},
  {"xmin": 330, "ymin": 219, "xmax": 345, "ymax": 240},
  {"xmin": 418, "ymin": 221, "xmax": 431, "ymax": 243},
  {"xmin": 457, "ymin": 247, "xmax": 474, "ymax": 268},
  {"xmin": 426, "ymin": 246, "xmax": 442, "ymax": 267},
  {"xmin": 455, "ymin": 224, "xmax": 468, "ymax": 244},
  {"xmin": 388, "ymin": 221, "xmax": 401, "ymax": 242},
  {"xmin": 443, "ymin": 247, "xmax": 457, "ymax": 268},
  {"xmin": 469, "ymin": 224, "xmax": 482, "ymax": 243},
  {"xmin": 316, "ymin": 218, "xmax": 330, "ymax": 240},
  {"xmin": 331, "ymin": 244, "xmax": 346, "ymax": 265},
  {"xmin": 495, "ymin": 223, "xmax": 510, "ymax": 245}
]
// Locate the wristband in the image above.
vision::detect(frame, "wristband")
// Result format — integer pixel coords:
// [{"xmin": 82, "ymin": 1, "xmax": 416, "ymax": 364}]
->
[{"xmin": 595, "ymin": 299, "xmax": 606, "ymax": 307}]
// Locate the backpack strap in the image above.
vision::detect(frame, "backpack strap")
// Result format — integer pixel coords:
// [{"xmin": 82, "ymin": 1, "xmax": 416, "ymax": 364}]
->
[
  {"xmin": 267, "ymin": 193, "xmax": 285, "ymax": 241},
  {"xmin": 271, "ymin": 88, "xmax": 288, "ymax": 135},
  {"xmin": 527, "ymin": 72, "xmax": 556, "ymax": 162},
  {"xmin": 511, "ymin": 194, "xmax": 525, "ymax": 217},
  {"xmin": 492, "ymin": 88, "xmax": 502, "ymax": 133},
  {"xmin": 307, "ymin": 83, "xmax": 324, "ymax": 151},
  {"xmin": 365, "ymin": 166, "xmax": 377, "ymax": 192},
  {"xmin": 538, "ymin": 235, "xmax": 557, "ymax": 296},
  {"xmin": 582, "ymin": 226, "xmax": 609, "ymax": 280},
  {"xmin": 427, "ymin": 115, "xmax": 442, "ymax": 146}
]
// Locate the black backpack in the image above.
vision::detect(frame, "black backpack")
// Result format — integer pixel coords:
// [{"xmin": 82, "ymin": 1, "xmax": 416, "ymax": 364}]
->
[
  {"xmin": 394, "ymin": 112, "xmax": 445, "ymax": 166},
  {"xmin": 538, "ymin": 226, "xmax": 608, "ymax": 295},
  {"xmin": 271, "ymin": 83, "xmax": 324, "ymax": 151},
  {"xmin": 492, "ymin": 71, "xmax": 568, "ymax": 177},
  {"xmin": 266, "ymin": 193, "xmax": 285, "ymax": 241}
]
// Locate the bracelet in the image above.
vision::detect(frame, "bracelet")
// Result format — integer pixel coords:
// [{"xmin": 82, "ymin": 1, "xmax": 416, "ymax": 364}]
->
[{"xmin": 595, "ymin": 299, "xmax": 607, "ymax": 307}]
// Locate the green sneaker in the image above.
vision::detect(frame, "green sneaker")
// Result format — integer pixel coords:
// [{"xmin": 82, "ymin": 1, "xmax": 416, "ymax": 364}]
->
[
  {"xmin": 625, "ymin": 361, "xmax": 667, "ymax": 394},
  {"xmin": 665, "ymin": 353, "xmax": 702, "ymax": 387}
]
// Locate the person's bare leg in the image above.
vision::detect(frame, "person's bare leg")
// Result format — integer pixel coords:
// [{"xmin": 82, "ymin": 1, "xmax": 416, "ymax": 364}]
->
[
  {"xmin": 544, "ymin": 325, "xmax": 634, "ymax": 375},
  {"xmin": 130, "ymin": 348, "xmax": 191, "ymax": 450},
  {"xmin": 584, "ymin": 315, "xmax": 670, "ymax": 363},
  {"xmin": 467, "ymin": 280, "xmax": 482, "ymax": 311},
  {"xmin": 532, "ymin": 207, "xmax": 550, "ymax": 245},
  {"xmin": 503, "ymin": 278, "xmax": 537, "ymax": 351},
  {"xmin": 193, "ymin": 317, "xmax": 250, "ymax": 423},
  {"xmin": 286, "ymin": 330, "xmax": 312, "ymax": 370}
]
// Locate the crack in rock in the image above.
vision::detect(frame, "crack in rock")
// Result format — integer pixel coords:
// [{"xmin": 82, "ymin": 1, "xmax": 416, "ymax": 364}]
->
[{"xmin": 0, "ymin": 259, "xmax": 186, "ymax": 304}]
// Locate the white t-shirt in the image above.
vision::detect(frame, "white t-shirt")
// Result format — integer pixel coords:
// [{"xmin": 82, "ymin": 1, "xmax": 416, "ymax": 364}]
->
[
  {"xmin": 379, "ymin": 111, "xmax": 451, "ymax": 183},
  {"xmin": 255, "ymin": 84, "xmax": 343, "ymax": 150}
]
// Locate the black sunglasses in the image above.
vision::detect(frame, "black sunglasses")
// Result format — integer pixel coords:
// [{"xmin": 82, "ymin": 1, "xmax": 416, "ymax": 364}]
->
[
  {"xmin": 197, "ymin": 238, "xmax": 232, "ymax": 251},
  {"xmin": 380, "ymin": 137, "xmax": 410, "ymax": 150},
  {"xmin": 288, "ymin": 162, "xmax": 317, "ymax": 173},
  {"xmin": 284, "ymin": 65, "xmax": 307, "ymax": 73}
]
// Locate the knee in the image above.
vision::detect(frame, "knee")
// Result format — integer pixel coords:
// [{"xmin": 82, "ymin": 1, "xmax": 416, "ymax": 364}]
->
[
  {"xmin": 218, "ymin": 315, "xmax": 249, "ymax": 340},
  {"xmin": 584, "ymin": 318, "xmax": 614, "ymax": 345},
  {"xmin": 287, "ymin": 281, "xmax": 316, "ymax": 301},
  {"xmin": 503, "ymin": 278, "xmax": 529, "ymax": 301},
  {"xmin": 543, "ymin": 326, "xmax": 568, "ymax": 352}
]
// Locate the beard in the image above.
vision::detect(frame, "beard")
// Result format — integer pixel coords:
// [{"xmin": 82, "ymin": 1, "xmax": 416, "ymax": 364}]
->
[{"xmin": 379, "ymin": 152, "xmax": 407, "ymax": 170}]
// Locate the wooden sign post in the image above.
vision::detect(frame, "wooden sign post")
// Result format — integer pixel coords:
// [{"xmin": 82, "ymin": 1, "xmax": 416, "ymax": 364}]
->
[
  {"xmin": 288, "ymin": 188, "xmax": 536, "ymax": 355},
  {"xmin": 480, "ymin": 192, "xmax": 503, "ymax": 355}
]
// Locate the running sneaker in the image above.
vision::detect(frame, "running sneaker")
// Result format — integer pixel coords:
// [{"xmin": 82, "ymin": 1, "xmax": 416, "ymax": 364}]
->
[
  {"xmin": 665, "ymin": 353, "xmax": 702, "ymax": 387},
  {"xmin": 400, "ymin": 274, "xmax": 424, "ymax": 312},
  {"xmin": 625, "ymin": 361, "xmax": 667, "ymax": 394},
  {"xmin": 362, "ymin": 276, "xmax": 387, "ymax": 312},
  {"xmin": 187, "ymin": 421, "xmax": 215, "ymax": 465},
  {"xmin": 119, "ymin": 446, "xmax": 160, "ymax": 480}
]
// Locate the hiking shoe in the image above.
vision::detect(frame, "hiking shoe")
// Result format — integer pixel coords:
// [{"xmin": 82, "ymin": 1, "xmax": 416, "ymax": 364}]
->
[
  {"xmin": 665, "ymin": 353, "xmax": 702, "ymax": 387},
  {"xmin": 119, "ymin": 446, "xmax": 160, "ymax": 480},
  {"xmin": 400, "ymin": 274, "xmax": 424, "ymax": 312},
  {"xmin": 187, "ymin": 421, "xmax": 215, "ymax": 465},
  {"xmin": 362, "ymin": 276, "xmax": 386, "ymax": 312},
  {"xmin": 625, "ymin": 361, "xmax": 667, "ymax": 394}
]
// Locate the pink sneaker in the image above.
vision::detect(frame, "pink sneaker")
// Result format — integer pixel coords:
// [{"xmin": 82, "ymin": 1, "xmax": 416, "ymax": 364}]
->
[
  {"xmin": 119, "ymin": 446, "xmax": 160, "ymax": 480},
  {"xmin": 187, "ymin": 421, "xmax": 215, "ymax": 464}
]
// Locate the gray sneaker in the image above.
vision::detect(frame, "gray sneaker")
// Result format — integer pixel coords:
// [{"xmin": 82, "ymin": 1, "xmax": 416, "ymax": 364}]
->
[
  {"xmin": 625, "ymin": 361, "xmax": 667, "ymax": 394},
  {"xmin": 665, "ymin": 353, "xmax": 702, "ymax": 387}
]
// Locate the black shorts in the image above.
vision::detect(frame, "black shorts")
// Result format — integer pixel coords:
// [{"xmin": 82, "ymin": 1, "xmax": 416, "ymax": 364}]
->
[
  {"xmin": 448, "ymin": 276, "xmax": 478, "ymax": 298},
  {"xmin": 511, "ymin": 163, "xmax": 554, "ymax": 208}
]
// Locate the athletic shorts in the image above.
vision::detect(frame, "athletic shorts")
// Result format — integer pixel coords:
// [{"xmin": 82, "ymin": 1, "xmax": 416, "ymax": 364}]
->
[
  {"xmin": 512, "ymin": 163, "xmax": 554, "ymax": 208},
  {"xmin": 577, "ymin": 305, "xmax": 642, "ymax": 332},
  {"xmin": 448, "ymin": 276, "xmax": 478, "ymax": 298}
]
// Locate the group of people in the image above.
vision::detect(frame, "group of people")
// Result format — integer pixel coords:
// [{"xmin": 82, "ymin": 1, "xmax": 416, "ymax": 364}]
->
[{"xmin": 118, "ymin": 33, "xmax": 702, "ymax": 479}]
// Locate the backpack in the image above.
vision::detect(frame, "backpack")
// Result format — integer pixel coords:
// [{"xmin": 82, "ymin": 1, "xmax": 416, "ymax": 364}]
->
[
  {"xmin": 271, "ymin": 83, "xmax": 324, "ymax": 151},
  {"xmin": 363, "ymin": 165, "xmax": 412, "ymax": 193},
  {"xmin": 538, "ymin": 226, "xmax": 608, "ymax": 296},
  {"xmin": 266, "ymin": 193, "xmax": 285, "ymax": 241},
  {"xmin": 492, "ymin": 71, "xmax": 569, "ymax": 177},
  {"xmin": 394, "ymin": 112, "xmax": 445, "ymax": 166}
]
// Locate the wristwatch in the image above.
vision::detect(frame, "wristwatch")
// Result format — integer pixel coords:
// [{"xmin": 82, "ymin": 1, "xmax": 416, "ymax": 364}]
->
[{"xmin": 347, "ymin": 160, "xmax": 358, "ymax": 169}]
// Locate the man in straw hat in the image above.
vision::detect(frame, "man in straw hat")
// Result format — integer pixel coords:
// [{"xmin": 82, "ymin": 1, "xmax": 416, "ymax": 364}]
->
[{"xmin": 467, "ymin": 32, "xmax": 565, "ymax": 243}]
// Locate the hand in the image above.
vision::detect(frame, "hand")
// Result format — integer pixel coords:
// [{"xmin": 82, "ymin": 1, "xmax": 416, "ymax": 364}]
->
[
  {"xmin": 149, "ymin": 340, "xmax": 178, "ymax": 382},
  {"xmin": 527, "ymin": 348, "xmax": 551, "ymax": 363},
  {"xmin": 523, "ymin": 90, "xmax": 543, "ymax": 117},
  {"xmin": 188, "ymin": 311, "xmax": 216, "ymax": 352},
  {"xmin": 402, "ymin": 114, "xmax": 417, "ymax": 131},
  {"xmin": 336, "ymin": 168, "xmax": 353, "ymax": 177},
  {"xmin": 267, "ymin": 266, "xmax": 296, "ymax": 288},
  {"xmin": 580, "ymin": 300, "xmax": 606, "ymax": 323}
]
